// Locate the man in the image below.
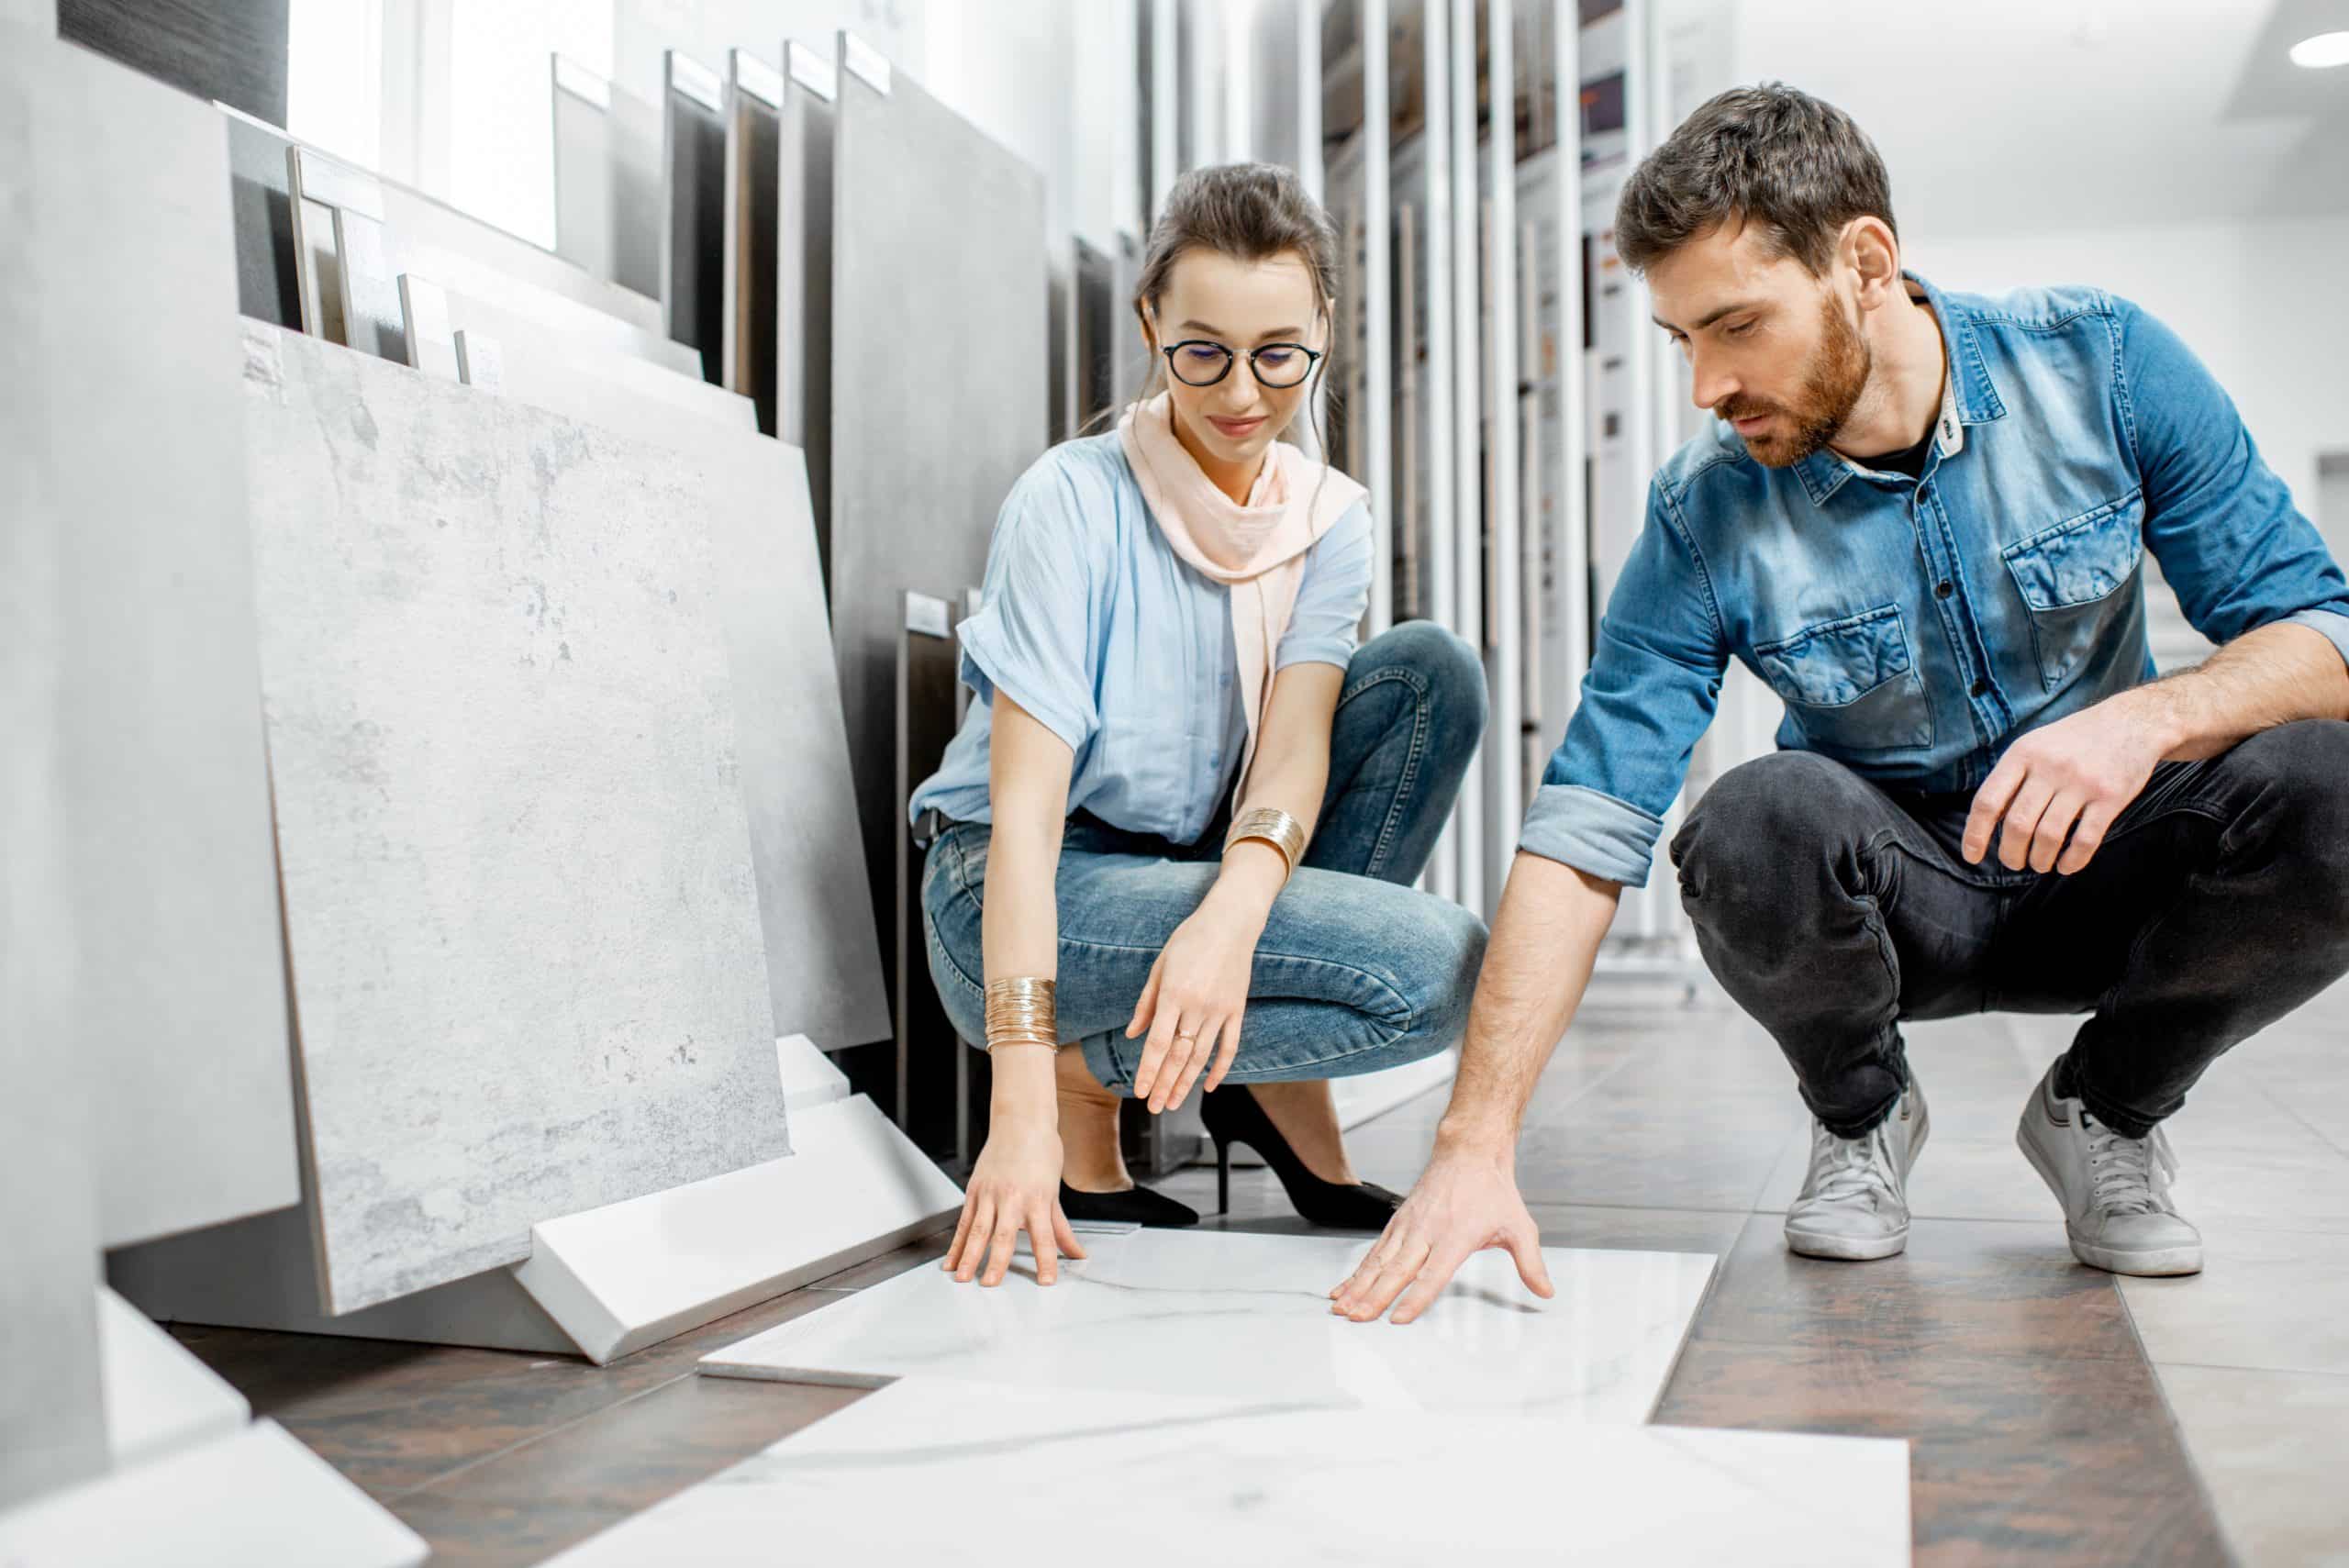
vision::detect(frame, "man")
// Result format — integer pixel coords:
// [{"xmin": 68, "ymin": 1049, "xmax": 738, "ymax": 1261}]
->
[{"xmin": 1331, "ymin": 83, "xmax": 2349, "ymax": 1323}]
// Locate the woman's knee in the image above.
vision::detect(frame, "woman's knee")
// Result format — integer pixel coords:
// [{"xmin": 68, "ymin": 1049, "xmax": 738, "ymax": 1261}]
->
[{"xmin": 1353, "ymin": 621, "xmax": 1487, "ymax": 751}]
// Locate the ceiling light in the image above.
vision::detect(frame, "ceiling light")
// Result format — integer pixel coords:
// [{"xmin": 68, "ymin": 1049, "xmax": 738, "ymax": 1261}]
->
[{"xmin": 2290, "ymin": 30, "xmax": 2349, "ymax": 68}]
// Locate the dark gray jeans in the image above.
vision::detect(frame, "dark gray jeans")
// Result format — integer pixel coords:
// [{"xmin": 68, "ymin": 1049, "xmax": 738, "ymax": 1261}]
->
[{"xmin": 1669, "ymin": 720, "xmax": 2349, "ymax": 1140}]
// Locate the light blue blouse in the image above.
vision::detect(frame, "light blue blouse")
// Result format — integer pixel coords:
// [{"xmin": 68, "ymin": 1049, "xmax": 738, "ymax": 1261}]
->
[{"xmin": 908, "ymin": 430, "xmax": 1375, "ymax": 845}]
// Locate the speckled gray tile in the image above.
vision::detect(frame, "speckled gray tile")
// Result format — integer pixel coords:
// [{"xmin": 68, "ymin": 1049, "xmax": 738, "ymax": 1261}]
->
[{"xmin": 239, "ymin": 321, "xmax": 787, "ymax": 1313}]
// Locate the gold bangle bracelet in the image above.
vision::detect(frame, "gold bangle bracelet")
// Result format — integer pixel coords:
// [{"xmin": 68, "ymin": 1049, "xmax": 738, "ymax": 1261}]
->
[
  {"xmin": 984, "ymin": 976, "xmax": 1059, "ymax": 1051},
  {"xmin": 1225, "ymin": 806, "xmax": 1307, "ymax": 881}
]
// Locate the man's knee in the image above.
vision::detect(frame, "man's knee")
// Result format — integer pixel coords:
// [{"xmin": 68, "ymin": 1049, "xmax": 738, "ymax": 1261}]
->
[
  {"xmin": 2235, "ymin": 719, "xmax": 2349, "ymax": 914},
  {"xmin": 1672, "ymin": 750, "xmax": 1865, "ymax": 899}
]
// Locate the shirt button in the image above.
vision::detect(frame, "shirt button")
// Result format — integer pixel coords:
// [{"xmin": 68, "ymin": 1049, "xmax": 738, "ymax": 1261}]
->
[
  {"xmin": 1935, "ymin": 581, "xmax": 1954, "ymax": 599},
  {"xmin": 1970, "ymin": 677, "xmax": 1990, "ymax": 698}
]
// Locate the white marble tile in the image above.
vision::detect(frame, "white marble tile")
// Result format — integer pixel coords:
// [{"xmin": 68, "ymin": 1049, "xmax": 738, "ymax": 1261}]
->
[
  {"xmin": 704, "ymin": 1229, "xmax": 1716, "ymax": 1422},
  {"xmin": 2154, "ymin": 1365, "xmax": 2349, "ymax": 1568},
  {"xmin": 0, "ymin": 1421, "xmax": 427, "ymax": 1568},
  {"xmin": 240, "ymin": 322, "xmax": 788, "ymax": 1312},
  {"xmin": 2121, "ymin": 1229, "xmax": 2349, "ymax": 1375},
  {"xmin": 549, "ymin": 1376, "xmax": 1910, "ymax": 1567},
  {"xmin": 95, "ymin": 1293, "xmax": 249, "ymax": 1470}
]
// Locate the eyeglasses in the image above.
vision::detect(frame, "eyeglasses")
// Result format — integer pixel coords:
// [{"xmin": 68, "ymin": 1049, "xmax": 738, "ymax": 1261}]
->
[{"xmin": 1161, "ymin": 339, "xmax": 1324, "ymax": 389}]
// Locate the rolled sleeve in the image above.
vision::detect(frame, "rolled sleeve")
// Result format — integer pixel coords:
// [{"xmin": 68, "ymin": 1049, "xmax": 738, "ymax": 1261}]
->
[
  {"xmin": 1518, "ymin": 784, "xmax": 1665, "ymax": 887},
  {"xmin": 955, "ymin": 462, "xmax": 1102, "ymax": 755},
  {"xmin": 1519, "ymin": 481, "xmax": 1727, "ymax": 889},
  {"xmin": 2120, "ymin": 297, "xmax": 2349, "ymax": 653},
  {"xmin": 2283, "ymin": 607, "xmax": 2349, "ymax": 673},
  {"xmin": 1275, "ymin": 502, "xmax": 1375, "ymax": 671}
]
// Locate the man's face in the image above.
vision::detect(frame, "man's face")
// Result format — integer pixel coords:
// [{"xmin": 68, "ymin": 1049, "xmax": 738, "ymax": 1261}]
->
[{"xmin": 1647, "ymin": 219, "xmax": 1870, "ymax": 470}]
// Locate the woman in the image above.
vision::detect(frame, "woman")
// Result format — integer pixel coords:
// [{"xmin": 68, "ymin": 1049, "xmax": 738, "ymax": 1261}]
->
[{"xmin": 910, "ymin": 162, "xmax": 1488, "ymax": 1290}]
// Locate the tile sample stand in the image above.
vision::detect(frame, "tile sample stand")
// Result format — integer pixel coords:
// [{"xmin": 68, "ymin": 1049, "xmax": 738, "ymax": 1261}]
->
[
  {"xmin": 111, "ymin": 1040, "xmax": 960, "ymax": 1366},
  {"xmin": 662, "ymin": 49, "xmax": 727, "ymax": 379},
  {"xmin": 774, "ymin": 38, "xmax": 838, "ymax": 584},
  {"xmin": 704, "ymin": 1228, "xmax": 1718, "ymax": 1424},
  {"xmin": 551, "ymin": 55, "xmax": 662, "ymax": 299},
  {"xmin": 545, "ymin": 1376, "xmax": 1913, "ymax": 1567},
  {"xmin": 722, "ymin": 48, "xmax": 782, "ymax": 435}
]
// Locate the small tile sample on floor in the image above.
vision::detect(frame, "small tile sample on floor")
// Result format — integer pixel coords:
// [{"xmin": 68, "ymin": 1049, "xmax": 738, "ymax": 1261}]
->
[
  {"xmin": 241, "ymin": 321, "xmax": 788, "ymax": 1313},
  {"xmin": 547, "ymin": 1376, "xmax": 1909, "ymax": 1567},
  {"xmin": 702, "ymin": 1229, "xmax": 1716, "ymax": 1422},
  {"xmin": 95, "ymin": 1292, "xmax": 249, "ymax": 1470}
]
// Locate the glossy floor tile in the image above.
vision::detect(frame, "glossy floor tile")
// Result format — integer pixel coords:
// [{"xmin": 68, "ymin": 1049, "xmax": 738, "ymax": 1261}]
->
[
  {"xmin": 544, "ymin": 1376, "xmax": 1912, "ymax": 1567},
  {"xmin": 2121, "ymin": 1229, "xmax": 2349, "ymax": 1375},
  {"xmin": 2155, "ymin": 1364, "xmax": 2349, "ymax": 1568},
  {"xmin": 702, "ymin": 1228, "xmax": 1717, "ymax": 1423}
]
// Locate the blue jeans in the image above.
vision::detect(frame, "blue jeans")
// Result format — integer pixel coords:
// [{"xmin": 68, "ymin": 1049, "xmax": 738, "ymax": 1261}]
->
[{"xmin": 921, "ymin": 622, "xmax": 1490, "ymax": 1095}]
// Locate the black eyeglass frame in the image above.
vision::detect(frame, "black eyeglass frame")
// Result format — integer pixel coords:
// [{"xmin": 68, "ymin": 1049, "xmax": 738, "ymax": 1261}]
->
[{"xmin": 1159, "ymin": 339, "xmax": 1327, "ymax": 389}]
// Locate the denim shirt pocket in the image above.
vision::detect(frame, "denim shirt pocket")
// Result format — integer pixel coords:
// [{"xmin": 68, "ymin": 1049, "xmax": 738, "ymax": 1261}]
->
[
  {"xmin": 2001, "ymin": 490, "xmax": 2145, "ymax": 691},
  {"xmin": 1753, "ymin": 605, "xmax": 1935, "ymax": 754}
]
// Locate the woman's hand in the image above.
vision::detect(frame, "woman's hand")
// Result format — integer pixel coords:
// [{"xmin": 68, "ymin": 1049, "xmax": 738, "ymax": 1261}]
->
[
  {"xmin": 943, "ymin": 1108, "xmax": 1086, "ymax": 1287},
  {"xmin": 1125, "ymin": 882, "xmax": 1270, "ymax": 1115}
]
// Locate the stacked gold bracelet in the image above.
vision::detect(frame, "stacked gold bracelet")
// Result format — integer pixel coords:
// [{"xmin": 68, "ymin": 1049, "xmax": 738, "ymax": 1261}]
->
[
  {"xmin": 1225, "ymin": 806, "xmax": 1308, "ymax": 882},
  {"xmin": 984, "ymin": 977, "xmax": 1059, "ymax": 1052}
]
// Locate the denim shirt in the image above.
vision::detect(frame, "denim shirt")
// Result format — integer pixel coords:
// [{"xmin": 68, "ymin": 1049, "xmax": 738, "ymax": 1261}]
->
[
  {"xmin": 908, "ymin": 431, "xmax": 1375, "ymax": 844},
  {"xmin": 1520, "ymin": 272, "xmax": 2349, "ymax": 888}
]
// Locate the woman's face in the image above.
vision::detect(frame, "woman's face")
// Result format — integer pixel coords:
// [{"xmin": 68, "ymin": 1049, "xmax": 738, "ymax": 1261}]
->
[{"xmin": 1141, "ymin": 247, "xmax": 1329, "ymax": 472}]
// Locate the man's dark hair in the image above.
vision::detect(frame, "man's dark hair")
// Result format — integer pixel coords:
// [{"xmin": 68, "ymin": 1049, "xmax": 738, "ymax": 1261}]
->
[{"xmin": 1614, "ymin": 83, "xmax": 1896, "ymax": 277}]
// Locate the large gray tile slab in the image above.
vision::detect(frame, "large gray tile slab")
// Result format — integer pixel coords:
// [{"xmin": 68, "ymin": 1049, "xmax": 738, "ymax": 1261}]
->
[
  {"xmin": 239, "ymin": 321, "xmax": 789, "ymax": 1312},
  {"xmin": 34, "ymin": 37, "xmax": 300, "ymax": 1252},
  {"xmin": 427, "ymin": 288, "xmax": 886, "ymax": 1053},
  {"xmin": 774, "ymin": 39, "xmax": 836, "ymax": 578},
  {"xmin": 703, "ymin": 1228, "xmax": 1715, "ymax": 1423},
  {"xmin": 721, "ymin": 49, "xmax": 781, "ymax": 435},
  {"xmin": 829, "ymin": 39, "xmax": 1047, "ymax": 1007},
  {"xmin": 543, "ymin": 1376, "xmax": 1911, "ymax": 1567},
  {"xmin": 550, "ymin": 57, "xmax": 662, "ymax": 300},
  {"xmin": 2156, "ymin": 1364, "xmax": 2349, "ymax": 1567},
  {"xmin": 662, "ymin": 50, "xmax": 726, "ymax": 376},
  {"xmin": 0, "ymin": 34, "xmax": 106, "ymax": 1507}
]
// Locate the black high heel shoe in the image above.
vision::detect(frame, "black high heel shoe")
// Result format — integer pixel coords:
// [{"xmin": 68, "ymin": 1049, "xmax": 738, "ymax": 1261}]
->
[
  {"xmin": 1199, "ymin": 1086, "xmax": 1402, "ymax": 1229},
  {"xmin": 1058, "ymin": 1180, "xmax": 1198, "ymax": 1229}
]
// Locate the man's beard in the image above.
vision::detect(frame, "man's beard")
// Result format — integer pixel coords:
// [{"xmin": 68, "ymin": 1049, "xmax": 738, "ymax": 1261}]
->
[{"xmin": 1717, "ymin": 291, "xmax": 1870, "ymax": 469}]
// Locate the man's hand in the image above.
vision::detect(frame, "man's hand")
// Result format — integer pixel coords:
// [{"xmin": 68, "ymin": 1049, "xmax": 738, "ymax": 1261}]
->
[
  {"xmin": 1963, "ymin": 692, "xmax": 2172, "ymax": 874},
  {"xmin": 1327, "ymin": 1145, "xmax": 1553, "ymax": 1325}
]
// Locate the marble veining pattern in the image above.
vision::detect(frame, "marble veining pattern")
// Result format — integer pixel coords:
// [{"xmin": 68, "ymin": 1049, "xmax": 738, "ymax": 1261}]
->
[
  {"xmin": 703, "ymin": 1229, "xmax": 1717, "ymax": 1422},
  {"xmin": 547, "ymin": 1375, "xmax": 1909, "ymax": 1566},
  {"xmin": 239, "ymin": 322, "xmax": 787, "ymax": 1313}
]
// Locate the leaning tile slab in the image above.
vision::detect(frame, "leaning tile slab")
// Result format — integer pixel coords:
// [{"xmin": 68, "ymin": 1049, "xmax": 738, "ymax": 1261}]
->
[
  {"xmin": 546, "ymin": 1376, "xmax": 1910, "ymax": 1566},
  {"xmin": 239, "ymin": 320, "xmax": 786, "ymax": 1312},
  {"xmin": 702, "ymin": 1229, "xmax": 1715, "ymax": 1422}
]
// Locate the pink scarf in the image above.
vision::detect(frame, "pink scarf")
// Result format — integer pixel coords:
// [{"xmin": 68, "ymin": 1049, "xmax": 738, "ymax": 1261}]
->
[{"xmin": 1118, "ymin": 392, "xmax": 1367, "ymax": 797}]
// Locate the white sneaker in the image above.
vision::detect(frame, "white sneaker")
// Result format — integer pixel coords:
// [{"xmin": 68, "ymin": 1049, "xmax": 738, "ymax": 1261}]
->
[
  {"xmin": 2016, "ymin": 1062, "xmax": 2203, "ymax": 1277},
  {"xmin": 1784, "ymin": 1076, "xmax": 1931, "ymax": 1262}
]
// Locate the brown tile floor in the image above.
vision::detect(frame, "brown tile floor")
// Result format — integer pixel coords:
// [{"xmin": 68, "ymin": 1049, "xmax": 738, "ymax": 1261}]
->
[{"xmin": 177, "ymin": 978, "xmax": 2348, "ymax": 1563}]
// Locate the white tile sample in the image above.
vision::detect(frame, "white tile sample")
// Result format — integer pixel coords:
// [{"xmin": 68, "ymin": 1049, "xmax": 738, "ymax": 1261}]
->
[
  {"xmin": 239, "ymin": 320, "xmax": 788, "ymax": 1311},
  {"xmin": 0, "ymin": 25, "xmax": 107, "ymax": 1508},
  {"xmin": 514, "ymin": 1094, "xmax": 963, "ymax": 1363},
  {"xmin": 549, "ymin": 1376, "xmax": 1911, "ymax": 1567},
  {"xmin": 31, "ymin": 39, "xmax": 300, "ymax": 1251},
  {"xmin": 704, "ymin": 1229, "xmax": 1716, "ymax": 1422},
  {"xmin": 96, "ymin": 1292, "xmax": 249, "ymax": 1470},
  {"xmin": 422, "ymin": 276, "xmax": 753, "ymax": 431},
  {"xmin": 433, "ymin": 304, "xmax": 886, "ymax": 1051},
  {"xmin": 0, "ymin": 1420, "xmax": 428, "ymax": 1568}
]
